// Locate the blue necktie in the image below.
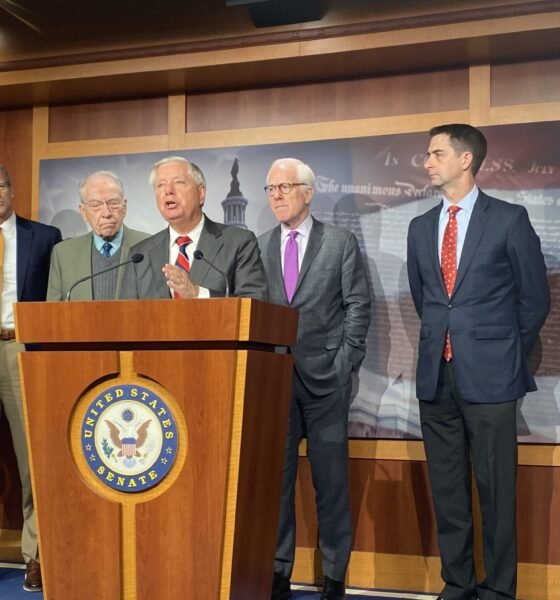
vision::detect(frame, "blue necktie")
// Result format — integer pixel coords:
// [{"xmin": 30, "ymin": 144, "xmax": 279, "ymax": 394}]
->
[{"xmin": 101, "ymin": 242, "xmax": 112, "ymax": 258}]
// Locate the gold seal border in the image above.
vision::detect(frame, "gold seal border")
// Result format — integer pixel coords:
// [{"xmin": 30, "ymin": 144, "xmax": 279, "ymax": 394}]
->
[{"xmin": 69, "ymin": 351, "xmax": 187, "ymax": 504}]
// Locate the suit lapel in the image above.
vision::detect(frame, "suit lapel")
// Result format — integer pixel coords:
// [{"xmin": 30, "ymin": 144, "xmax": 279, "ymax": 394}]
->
[
  {"xmin": 266, "ymin": 226, "xmax": 287, "ymax": 303},
  {"xmin": 190, "ymin": 217, "xmax": 223, "ymax": 286},
  {"xmin": 294, "ymin": 218, "xmax": 325, "ymax": 298},
  {"xmin": 15, "ymin": 217, "xmax": 32, "ymax": 301},
  {"xmin": 425, "ymin": 205, "xmax": 448, "ymax": 299},
  {"xmin": 452, "ymin": 191, "xmax": 489, "ymax": 298},
  {"xmin": 77, "ymin": 234, "xmax": 94, "ymax": 300},
  {"xmin": 116, "ymin": 226, "xmax": 131, "ymax": 298},
  {"xmin": 149, "ymin": 229, "xmax": 171, "ymax": 297}
]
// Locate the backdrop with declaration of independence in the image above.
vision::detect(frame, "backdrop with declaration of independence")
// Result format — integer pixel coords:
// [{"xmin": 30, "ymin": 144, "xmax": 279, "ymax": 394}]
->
[{"xmin": 39, "ymin": 121, "xmax": 560, "ymax": 442}]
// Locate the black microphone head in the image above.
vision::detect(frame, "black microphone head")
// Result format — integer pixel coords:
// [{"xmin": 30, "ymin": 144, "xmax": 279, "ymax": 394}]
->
[
  {"xmin": 131, "ymin": 253, "xmax": 144, "ymax": 264},
  {"xmin": 193, "ymin": 250, "xmax": 204, "ymax": 260}
]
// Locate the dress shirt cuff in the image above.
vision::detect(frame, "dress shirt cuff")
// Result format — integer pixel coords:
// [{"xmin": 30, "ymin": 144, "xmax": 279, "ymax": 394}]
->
[{"xmin": 197, "ymin": 286, "xmax": 211, "ymax": 299}]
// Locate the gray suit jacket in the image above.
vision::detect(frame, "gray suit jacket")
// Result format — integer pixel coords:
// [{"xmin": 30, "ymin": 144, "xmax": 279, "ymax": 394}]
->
[
  {"xmin": 119, "ymin": 215, "xmax": 268, "ymax": 300},
  {"xmin": 47, "ymin": 226, "xmax": 149, "ymax": 301},
  {"xmin": 258, "ymin": 217, "xmax": 371, "ymax": 395}
]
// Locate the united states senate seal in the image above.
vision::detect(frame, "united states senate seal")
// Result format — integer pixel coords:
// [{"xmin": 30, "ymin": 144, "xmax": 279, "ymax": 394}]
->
[{"xmin": 80, "ymin": 383, "xmax": 179, "ymax": 493}]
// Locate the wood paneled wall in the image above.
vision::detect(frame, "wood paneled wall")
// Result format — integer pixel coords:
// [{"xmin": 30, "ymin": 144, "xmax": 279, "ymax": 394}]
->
[
  {"xmin": 186, "ymin": 69, "xmax": 469, "ymax": 132},
  {"xmin": 48, "ymin": 97, "xmax": 168, "ymax": 142},
  {"xmin": 0, "ymin": 108, "xmax": 33, "ymax": 219},
  {"xmin": 1, "ymin": 47, "xmax": 559, "ymax": 598},
  {"xmin": 491, "ymin": 57, "xmax": 560, "ymax": 106}
]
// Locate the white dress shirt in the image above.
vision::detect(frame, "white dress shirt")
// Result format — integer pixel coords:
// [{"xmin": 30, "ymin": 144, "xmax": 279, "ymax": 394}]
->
[
  {"xmin": 168, "ymin": 215, "xmax": 210, "ymax": 298},
  {"xmin": 1, "ymin": 212, "xmax": 18, "ymax": 329},
  {"xmin": 280, "ymin": 213, "xmax": 313, "ymax": 271}
]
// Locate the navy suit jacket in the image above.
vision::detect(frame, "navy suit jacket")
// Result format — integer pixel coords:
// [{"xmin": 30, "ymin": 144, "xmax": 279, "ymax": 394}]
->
[
  {"xmin": 16, "ymin": 215, "xmax": 62, "ymax": 301},
  {"xmin": 407, "ymin": 191, "xmax": 550, "ymax": 403}
]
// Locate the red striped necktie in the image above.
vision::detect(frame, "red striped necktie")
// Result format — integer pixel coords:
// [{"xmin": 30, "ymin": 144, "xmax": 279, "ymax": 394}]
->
[{"xmin": 174, "ymin": 236, "xmax": 192, "ymax": 299}]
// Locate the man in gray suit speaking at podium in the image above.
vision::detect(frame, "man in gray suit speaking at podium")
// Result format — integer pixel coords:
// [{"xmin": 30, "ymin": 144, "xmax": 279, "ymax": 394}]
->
[
  {"xmin": 120, "ymin": 156, "xmax": 267, "ymax": 301},
  {"xmin": 407, "ymin": 124, "xmax": 550, "ymax": 600},
  {"xmin": 259, "ymin": 158, "xmax": 371, "ymax": 600}
]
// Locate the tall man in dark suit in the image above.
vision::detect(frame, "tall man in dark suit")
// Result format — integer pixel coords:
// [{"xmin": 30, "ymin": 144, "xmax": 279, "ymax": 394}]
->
[
  {"xmin": 0, "ymin": 164, "xmax": 62, "ymax": 592},
  {"xmin": 407, "ymin": 124, "xmax": 550, "ymax": 600},
  {"xmin": 120, "ymin": 156, "xmax": 267, "ymax": 300},
  {"xmin": 258, "ymin": 158, "xmax": 371, "ymax": 600}
]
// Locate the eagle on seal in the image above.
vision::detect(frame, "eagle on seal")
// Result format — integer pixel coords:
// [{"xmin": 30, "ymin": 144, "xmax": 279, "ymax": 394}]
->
[{"xmin": 105, "ymin": 419, "xmax": 151, "ymax": 458}]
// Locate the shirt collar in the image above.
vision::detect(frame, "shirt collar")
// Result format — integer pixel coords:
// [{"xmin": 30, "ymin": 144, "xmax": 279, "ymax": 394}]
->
[
  {"xmin": 169, "ymin": 214, "xmax": 205, "ymax": 248},
  {"xmin": 442, "ymin": 186, "xmax": 478, "ymax": 217},
  {"xmin": 0, "ymin": 211, "xmax": 17, "ymax": 235},
  {"xmin": 93, "ymin": 227, "xmax": 124, "ymax": 255},
  {"xmin": 280, "ymin": 213, "xmax": 313, "ymax": 241}
]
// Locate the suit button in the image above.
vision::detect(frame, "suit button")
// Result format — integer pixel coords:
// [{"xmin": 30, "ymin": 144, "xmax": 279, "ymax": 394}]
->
[{"xmin": 448, "ymin": 304, "xmax": 452, "ymax": 309}]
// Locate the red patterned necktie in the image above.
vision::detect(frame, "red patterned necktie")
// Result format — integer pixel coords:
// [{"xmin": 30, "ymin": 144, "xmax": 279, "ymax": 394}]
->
[
  {"xmin": 441, "ymin": 205, "xmax": 461, "ymax": 361},
  {"xmin": 174, "ymin": 235, "xmax": 192, "ymax": 299}
]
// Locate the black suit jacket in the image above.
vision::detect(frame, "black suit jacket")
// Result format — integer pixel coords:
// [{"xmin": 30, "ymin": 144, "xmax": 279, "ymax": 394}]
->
[
  {"xmin": 407, "ymin": 191, "xmax": 550, "ymax": 403},
  {"xmin": 16, "ymin": 215, "xmax": 62, "ymax": 301}
]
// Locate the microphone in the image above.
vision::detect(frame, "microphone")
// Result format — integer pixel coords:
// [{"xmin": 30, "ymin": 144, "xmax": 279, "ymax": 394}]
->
[
  {"xmin": 66, "ymin": 253, "xmax": 144, "ymax": 301},
  {"xmin": 193, "ymin": 250, "xmax": 230, "ymax": 297}
]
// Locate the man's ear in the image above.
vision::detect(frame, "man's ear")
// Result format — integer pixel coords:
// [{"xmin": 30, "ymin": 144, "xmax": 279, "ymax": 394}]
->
[
  {"xmin": 78, "ymin": 203, "xmax": 89, "ymax": 224},
  {"xmin": 462, "ymin": 151, "xmax": 474, "ymax": 172},
  {"xmin": 199, "ymin": 185, "xmax": 206, "ymax": 206}
]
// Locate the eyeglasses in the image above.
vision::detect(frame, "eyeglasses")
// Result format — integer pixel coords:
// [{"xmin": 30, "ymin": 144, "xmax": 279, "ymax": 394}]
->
[
  {"xmin": 0, "ymin": 182, "xmax": 10, "ymax": 193},
  {"xmin": 82, "ymin": 199, "xmax": 124, "ymax": 211},
  {"xmin": 264, "ymin": 183, "xmax": 309, "ymax": 196}
]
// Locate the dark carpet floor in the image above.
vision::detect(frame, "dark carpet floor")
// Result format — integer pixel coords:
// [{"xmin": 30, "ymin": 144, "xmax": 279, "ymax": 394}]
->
[{"xmin": 0, "ymin": 564, "xmax": 437, "ymax": 599}]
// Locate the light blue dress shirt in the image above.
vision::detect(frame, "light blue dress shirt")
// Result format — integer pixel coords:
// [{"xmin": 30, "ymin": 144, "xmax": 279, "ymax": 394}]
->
[
  {"xmin": 93, "ymin": 227, "xmax": 124, "ymax": 257},
  {"xmin": 438, "ymin": 186, "xmax": 479, "ymax": 266}
]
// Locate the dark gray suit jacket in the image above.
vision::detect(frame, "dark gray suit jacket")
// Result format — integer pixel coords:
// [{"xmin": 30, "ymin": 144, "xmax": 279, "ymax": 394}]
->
[
  {"xmin": 119, "ymin": 215, "xmax": 268, "ymax": 300},
  {"xmin": 258, "ymin": 217, "xmax": 371, "ymax": 396},
  {"xmin": 407, "ymin": 190, "xmax": 550, "ymax": 403}
]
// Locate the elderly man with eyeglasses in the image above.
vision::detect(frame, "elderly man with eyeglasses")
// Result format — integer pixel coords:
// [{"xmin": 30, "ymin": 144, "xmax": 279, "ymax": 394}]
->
[
  {"xmin": 47, "ymin": 171, "xmax": 149, "ymax": 301},
  {"xmin": 258, "ymin": 158, "xmax": 371, "ymax": 600}
]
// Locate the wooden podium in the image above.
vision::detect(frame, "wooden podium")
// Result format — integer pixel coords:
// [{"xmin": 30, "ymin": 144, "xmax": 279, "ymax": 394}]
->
[{"xmin": 15, "ymin": 298, "xmax": 297, "ymax": 600}]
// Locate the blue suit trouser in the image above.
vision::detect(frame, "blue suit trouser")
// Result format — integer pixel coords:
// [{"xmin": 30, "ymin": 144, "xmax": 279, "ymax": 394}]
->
[{"xmin": 420, "ymin": 359, "xmax": 517, "ymax": 600}]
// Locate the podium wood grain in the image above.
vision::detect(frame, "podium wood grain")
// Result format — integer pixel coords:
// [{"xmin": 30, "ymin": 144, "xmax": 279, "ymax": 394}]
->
[{"xmin": 16, "ymin": 299, "xmax": 297, "ymax": 600}]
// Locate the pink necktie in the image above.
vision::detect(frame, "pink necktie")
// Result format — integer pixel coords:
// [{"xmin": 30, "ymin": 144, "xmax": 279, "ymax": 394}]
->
[
  {"xmin": 283, "ymin": 230, "xmax": 299, "ymax": 303},
  {"xmin": 441, "ymin": 206, "xmax": 460, "ymax": 361}
]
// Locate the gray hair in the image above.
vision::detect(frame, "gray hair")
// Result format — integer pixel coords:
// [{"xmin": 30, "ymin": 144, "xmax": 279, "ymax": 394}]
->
[
  {"xmin": 0, "ymin": 164, "xmax": 11, "ymax": 188},
  {"xmin": 79, "ymin": 171, "xmax": 124, "ymax": 203},
  {"xmin": 267, "ymin": 158, "xmax": 315, "ymax": 187},
  {"xmin": 148, "ymin": 156, "xmax": 206, "ymax": 188}
]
